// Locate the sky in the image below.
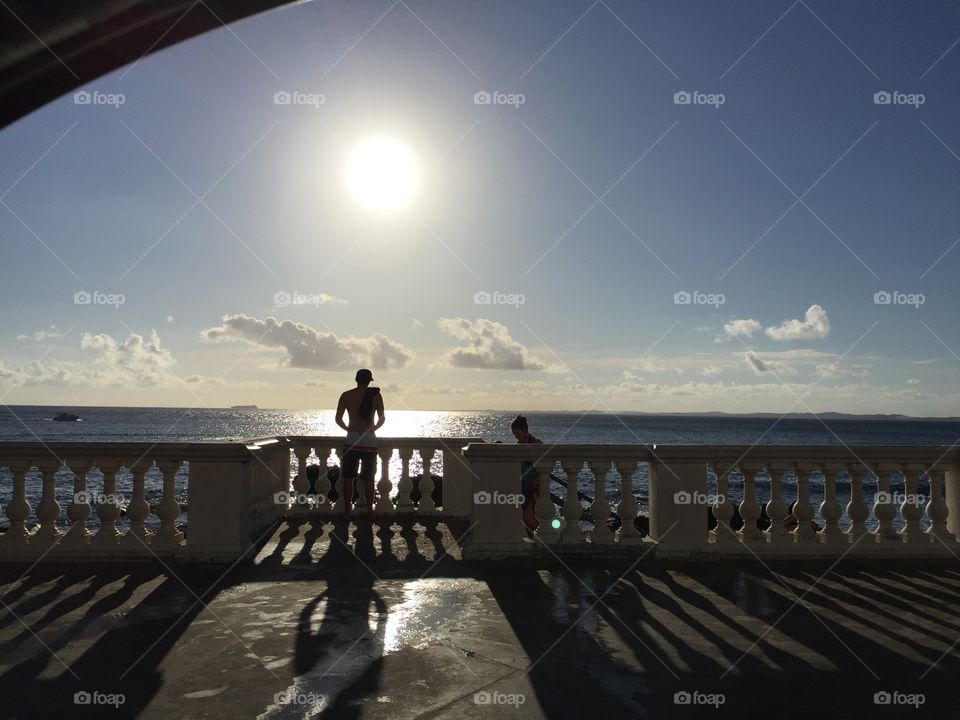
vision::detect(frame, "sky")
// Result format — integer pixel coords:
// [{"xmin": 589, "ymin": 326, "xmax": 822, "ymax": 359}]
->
[{"xmin": 1, "ymin": 0, "xmax": 959, "ymax": 415}]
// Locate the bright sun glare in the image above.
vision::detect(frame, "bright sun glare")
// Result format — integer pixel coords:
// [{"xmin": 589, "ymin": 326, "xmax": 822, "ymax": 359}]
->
[{"xmin": 346, "ymin": 137, "xmax": 418, "ymax": 213}]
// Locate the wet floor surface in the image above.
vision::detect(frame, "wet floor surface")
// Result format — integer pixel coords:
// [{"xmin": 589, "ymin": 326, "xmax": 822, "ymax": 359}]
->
[{"xmin": 1, "ymin": 518, "xmax": 959, "ymax": 718}]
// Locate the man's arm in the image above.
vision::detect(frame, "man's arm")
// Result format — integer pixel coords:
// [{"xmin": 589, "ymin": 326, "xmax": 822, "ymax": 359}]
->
[
  {"xmin": 335, "ymin": 392, "xmax": 349, "ymax": 431},
  {"xmin": 374, "ymin": 393, "xmax": 385, "ymax": 431}
]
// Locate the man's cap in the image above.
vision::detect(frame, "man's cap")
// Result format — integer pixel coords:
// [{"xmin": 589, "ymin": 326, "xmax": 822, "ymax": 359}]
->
[{"xmin": 355, "ymin": 368, "xmax": 374, "ymax": 383}]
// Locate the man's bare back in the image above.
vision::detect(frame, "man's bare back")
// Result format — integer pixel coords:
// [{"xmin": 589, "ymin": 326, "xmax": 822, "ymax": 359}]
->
[{"xmin": 336, "ymin": 386, "xmax": 385, "ymax": 434}]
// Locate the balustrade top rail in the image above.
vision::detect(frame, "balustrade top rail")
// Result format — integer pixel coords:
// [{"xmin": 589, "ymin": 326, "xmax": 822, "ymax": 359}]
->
[
  {"xmin": 462, "ymin": 443, "xmax": 960, "ymax": 469},
  {"xmin": 275, "ymin": 436, "xmax": 483, "ymax": 448},
  {"xmin": 2, "ymin": 440, "xmax": 956, "ymax": 467},
  {"xmin": 0, "ymin": 441, "xmax": 260, "ymax": 465}
]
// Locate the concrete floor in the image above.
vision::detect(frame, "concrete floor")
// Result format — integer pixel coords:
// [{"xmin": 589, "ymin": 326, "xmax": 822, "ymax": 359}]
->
[{"xmin": 1, "ymin": 518, "xmax": 959, "ymax": 718}]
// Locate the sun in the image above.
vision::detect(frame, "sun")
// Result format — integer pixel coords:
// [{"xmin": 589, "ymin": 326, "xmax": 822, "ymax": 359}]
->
[{"xmin": 346, "ymin": 137, "xmax": 419, "ymax": 213}]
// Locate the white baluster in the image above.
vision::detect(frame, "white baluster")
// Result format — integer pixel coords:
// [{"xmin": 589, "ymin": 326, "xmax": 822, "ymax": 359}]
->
[
  {"xmin": 3, "ymin": 465, "xmax": 31, "ymax": 542},
  {"xmin": 419, "ymin": 448, "xmax": 436, "ymax": 512},
  {"xmin": 900, "ymin": 464, "xmax": 923, "ymax": 545},
  {"xmin": 925, "ymin": 466, "xmax": 954, "ymax": 542},
  {"xmin": 314, "ymin": 447, "xmax": 333, "ymax": 511},
  {"xmin": 534, "ymin": 460, "xmax": 559, "ymax": 541},
  {"xmin": 376, "ymin": 447, "xmax": 394, "ymax": 512},
  {"xmin": 92, "ymin": 465, "xmax": 122, "ymax": 546},
  {"xmin": 712, "ymin": 463, "xmax": 735, "ymax": 544},
  {"xmin": 766, "ymin": 463, "xmax": 789, "ymax": 544},
  {"xmin": 62, "ymin": 462, "xmax": 92, "ymax": 545},
  {"xmin": 739, "ymin": 464, "xmax": 762, "ymax": 543},
  {"xmin": 153, "ymin": 462, "xmax": 184, "ymax": 551},
  {"xmin": 561, "ymin": 462, "xmax": 583, "ymax": 543},
  {"xmin": 291, "ymin": 447, "xmax": 310, "ymax": 512},
  {"xmin": 395, "ymin": 448, "xmax": 414, "ymax": 512},
  {"xmin": 845, "ymin": 465, "xmax": 870, "ymax": 543},
  {"xmin": 872, "ymin": 466, "xmax": 898, "ymax": 543},
  {"xmin": 123, "ymin": 464, "xmax": 152, "ymax": 548},
  {"xmin": 792, "ymin": 465, "xmax": 817, "ymax": 543},
  {"xmin": 287, "ymin": 448, "xmax": 308, "ymax": 514},
  {"xmin": 34, "ymin": 464, "xmax": 62, "ymax": 544},
  {"xmin": 589, "ymin": 460, "xmax": 613, "ymax": 543},
  {"xmin": 616, "ymin": 461, "xmax": 642, "ymax": 542},
  {"xmin": 818, "ymin": 464, "xmax": 844, "ymax": 546}
]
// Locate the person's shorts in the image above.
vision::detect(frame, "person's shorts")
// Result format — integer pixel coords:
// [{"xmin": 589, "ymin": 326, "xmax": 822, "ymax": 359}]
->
[{"xmin": 341, "ymin": 446, "xmax": 378, "ymax": 481}]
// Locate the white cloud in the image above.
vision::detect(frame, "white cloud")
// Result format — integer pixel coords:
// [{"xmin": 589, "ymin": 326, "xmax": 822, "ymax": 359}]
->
[
  {"xmin": 765, "ymin": 305, "xmax": 830, "ymax": 341},
  {"xmin": 80, "ymin": 330, "xmax": 176, "ymax": 386},
  {"xmin": 438, "ymin": 318, "xmax": 546, "ymax": 370},
  {"xmin": 185, "ymin": 374, "xmax": 224, "ymax": 385},
  {"xmin": 724, "ymin": 318, "xmax": 762, "ymax": 338},
  {"xmin": 201, "ymin": 314, "xmax": 413, "ymax": 370},
  {"xmin": 636, "ymin": 359, "xmax": 684, "ymax": 375},
  {"xmin": 744, "ymin": 351, "xmax": 797, "ymax": 376},
  {"xmin": 16, "ymin": 325, "xmax": 62, "ymax": 342},
  {"xmin": 503, "ymin": 379, "xmax": 549, "ymax": 391},
  {"xmin": 1, "ymin": 331, "xmax": 179, "ymax": 387},
  {"xmin": 701, "ymin": 365, "xmax": 723, "ymax": 376},
  {"xmin": 815, "ymin": 363, "xmax": 869, "ymax": 379},
  {"xmin": 906, "ymin": 378, "xmax": 920, "ymax": 384}
]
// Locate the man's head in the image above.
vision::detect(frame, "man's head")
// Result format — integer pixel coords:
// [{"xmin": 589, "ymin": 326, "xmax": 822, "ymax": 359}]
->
[{"xmin": 355, "ymin": 368, "xmax": 374, "ymax": 386}]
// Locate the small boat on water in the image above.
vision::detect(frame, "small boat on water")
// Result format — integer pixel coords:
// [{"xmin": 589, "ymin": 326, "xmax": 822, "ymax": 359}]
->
[
  {"xmin": 230, "ymin": 405, "xmax": 258, "ymax": 411},
  {"xmin": 53, "ymin": 412, "xmax": 80, "ymax": 422}
]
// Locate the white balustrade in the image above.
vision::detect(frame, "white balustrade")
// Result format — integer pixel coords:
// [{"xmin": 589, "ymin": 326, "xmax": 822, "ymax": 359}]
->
[{"xmin": 1, "ymin": 440, "xmax": 957, "ymax": 563}]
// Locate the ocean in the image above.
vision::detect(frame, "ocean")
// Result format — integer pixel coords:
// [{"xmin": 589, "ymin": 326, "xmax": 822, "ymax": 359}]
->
[{"xmin": 2, "ymin": 406, "xmax": 958, "ymax": 532}]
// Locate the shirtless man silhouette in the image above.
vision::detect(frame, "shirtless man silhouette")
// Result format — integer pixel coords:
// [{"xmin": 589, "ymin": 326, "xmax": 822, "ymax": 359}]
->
[{"xmin": 335, "ymin": 369, "xmax": 385, "ymax": 521}]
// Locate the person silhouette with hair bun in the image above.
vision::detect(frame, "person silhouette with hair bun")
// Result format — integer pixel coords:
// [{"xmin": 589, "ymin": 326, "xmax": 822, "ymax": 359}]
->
[{"xmin": 511, "ymin": 414, "xmax": 542, "ymax": 533}]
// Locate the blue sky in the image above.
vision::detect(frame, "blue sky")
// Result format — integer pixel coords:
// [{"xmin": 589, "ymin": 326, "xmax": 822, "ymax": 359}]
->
[{"xmin": 1, "ymin": 0, "xmax": 959, "ymax": 414}]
